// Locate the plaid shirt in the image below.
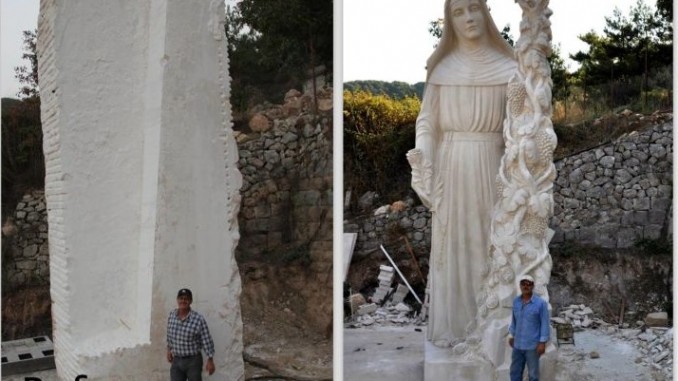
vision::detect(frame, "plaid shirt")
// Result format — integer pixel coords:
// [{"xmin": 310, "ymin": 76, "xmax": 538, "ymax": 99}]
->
[{"xmin": 166, "ymin": 309, "xmax": 215, "ymax": 358}]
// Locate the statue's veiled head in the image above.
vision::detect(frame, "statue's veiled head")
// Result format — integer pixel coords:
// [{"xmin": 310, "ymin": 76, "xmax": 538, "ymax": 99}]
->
[
  {"xmin": 427, "ymin": 0, "xmax": 514, "ymax": 79},
  {"xmin": 448, "ymin": 0, "xmax": 489, "ymax": 43}
]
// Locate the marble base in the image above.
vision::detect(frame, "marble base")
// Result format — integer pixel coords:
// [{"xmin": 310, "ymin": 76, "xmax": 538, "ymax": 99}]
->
[
  {"xmin": 424, "ymin": 341, "xmax": 494, "ymax": 381},
  {"xmin": 424, "ymin": 339, "xmax": 558, "ymax": 381}
]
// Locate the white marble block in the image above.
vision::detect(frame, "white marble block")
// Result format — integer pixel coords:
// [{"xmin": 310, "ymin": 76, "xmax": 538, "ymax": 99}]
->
[{"xmin": 37, "ymin": 0, "xmax": 244, "ymax": 379}]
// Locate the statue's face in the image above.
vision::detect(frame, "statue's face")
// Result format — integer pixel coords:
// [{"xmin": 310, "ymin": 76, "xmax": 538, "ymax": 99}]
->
[{"xmin": 449, "ymin": 0, "xmax": 486, "ymax": 42}]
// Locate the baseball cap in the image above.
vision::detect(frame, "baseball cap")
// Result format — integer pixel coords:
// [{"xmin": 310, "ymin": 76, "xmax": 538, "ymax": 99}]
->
[
  {"xmin": 518, "ymin": 275, "xmax": 534, "ymax": 284},
  {"xmin": 177, "ymin": 288, "xmax": 193, "ymax": 298}
]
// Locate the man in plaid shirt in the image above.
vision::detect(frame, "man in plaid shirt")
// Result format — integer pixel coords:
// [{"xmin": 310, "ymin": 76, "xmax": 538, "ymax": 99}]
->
[{"xmin": 166, "ymin": 288, "xmax": 216, "ymax": 380}]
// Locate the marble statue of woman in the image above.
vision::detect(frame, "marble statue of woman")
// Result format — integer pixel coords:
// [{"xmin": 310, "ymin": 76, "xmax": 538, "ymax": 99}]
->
[{"xmin": 407, "ymin": 0, "xmax": 517, "ymax": 347}]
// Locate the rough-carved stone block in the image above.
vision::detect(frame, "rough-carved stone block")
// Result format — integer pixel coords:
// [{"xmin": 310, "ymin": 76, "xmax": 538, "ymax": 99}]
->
[{"xmin": 37, "ymin": 0, "xmax": 244, "ymax": 379}]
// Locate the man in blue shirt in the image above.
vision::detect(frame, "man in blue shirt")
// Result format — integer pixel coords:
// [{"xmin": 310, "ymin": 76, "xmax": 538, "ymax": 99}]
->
[
  {"xmin": 166, "ymin": 288, "xmax": 216, "ymax": 381},
  {"xmin": 508, "ymin": 275, "xmax": 550, "ymax": 381}
]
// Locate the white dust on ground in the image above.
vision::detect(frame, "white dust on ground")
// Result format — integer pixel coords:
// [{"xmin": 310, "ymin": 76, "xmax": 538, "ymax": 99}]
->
[
  {"xmin": 555, "ymin": 329, "xmax": 667, "ymax": 381},
  {"xmin": 344, "ymin": 325, "xmax": 669, "ymax": 381}
]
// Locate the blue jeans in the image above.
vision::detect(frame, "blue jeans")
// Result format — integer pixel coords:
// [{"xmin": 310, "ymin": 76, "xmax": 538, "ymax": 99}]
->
[{"xmin": 510, "ymin": 348, "xmax": 539, "ymax": 381}]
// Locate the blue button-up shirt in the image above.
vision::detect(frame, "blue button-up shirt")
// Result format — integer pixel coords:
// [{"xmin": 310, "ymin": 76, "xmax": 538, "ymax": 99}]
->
[{"xmin": 509, "ymin": 293, "xmax": 550, "ymax": 350}]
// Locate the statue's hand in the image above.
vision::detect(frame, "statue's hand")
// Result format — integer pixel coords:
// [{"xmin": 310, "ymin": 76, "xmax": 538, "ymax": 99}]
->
[
  {"xmin": 407, "ymin": 149, "xmax": 433, "ymax": 209},
  {"xmin": 406, "ymin": 148, "xmax": 423, "ymax": 167}
]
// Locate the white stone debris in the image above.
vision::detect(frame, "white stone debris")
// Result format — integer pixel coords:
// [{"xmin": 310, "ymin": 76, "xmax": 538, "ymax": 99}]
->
[
  {"xmin": 373, "ymin": 205, "xmax": 391, "ymax": 216},
  {"xmin": 554, "ymin": 303, "xmax": 673, "ymax": 380},
  {"xmin": 395, "ymin": 303, "xmax": 411, "ymax": 312},
  {"xmin": 390, "ymin": 284, "xmax": 410, "ymax": 305},
  {"xmin": 348, "ymin": 303, "xmax": 421, "ymax": 329},
  {"xmin": 345, "ymin": 296, "xmax": 422, "ymax": 328},
  {"xmin": 553, "ymin": 303, "xmax": 611, "ymax": 329},
  {"xmin": 371, "ymin": 265, "xmax": 395, "ymax": 304},
  {"xmin": 361, "ymin": 315, "xmax": 375, "ymax": 326},
  {"xmin": 646, "ymin": 312, "xmax": 669, "ymax": 327},
  {"xmin": 357, "ymin": 303, "xmax": 378, "ymax": 316}
]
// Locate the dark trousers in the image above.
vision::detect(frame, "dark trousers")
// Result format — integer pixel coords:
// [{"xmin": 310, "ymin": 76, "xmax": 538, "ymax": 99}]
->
[{"xmin": 171, "ymin": 353, "xmax": 203, "ymax": 381}]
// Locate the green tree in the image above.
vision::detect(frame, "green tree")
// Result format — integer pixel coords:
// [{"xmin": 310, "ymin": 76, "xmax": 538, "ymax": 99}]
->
[
  {"xmin": 14, "ymin": 30, "xmax": 39, "ymax": 98},
  {"xmin": 343, "ymin": 91, "xmax": 420, "ymax": 203},
  {"xmin": 2, "ymin": 31, "xmax": 44, "ymax": 219},
  {"xmin": 226, "ymin": 0, "xmax": 332, "ymax": 112},
  {"xmin": 429, "ymin": 19, "xmax": 514, "ymax": 47},
  {"xmin": 343, "ymin": 80, "xmax": 424, "ymax": 100},
  {"xmin": 429, "ymin": 18, "xmax": 443, "ymax": 43},
  {"xmin": 571, "ymin": 0, "xmax": 672, "ymax": 109},
  {"xmin": 656, "ymin": 0, "xmax": 673, "ymax": 26},
  {"xmin": 500, "ymin": 25, "xmax": 515, "ymax": 47},
  {"xmin": 549, "ymin": 45, "xmax": 570, "ymax": 107}
]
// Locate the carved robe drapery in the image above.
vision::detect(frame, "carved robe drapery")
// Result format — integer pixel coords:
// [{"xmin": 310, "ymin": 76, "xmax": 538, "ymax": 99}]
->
[{"xmin": 410, "ymin": 47, "xmax": 516, "ymax": 345}]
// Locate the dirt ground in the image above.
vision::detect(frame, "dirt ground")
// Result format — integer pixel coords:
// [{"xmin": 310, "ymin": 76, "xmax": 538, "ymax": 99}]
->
[
  {"xmin": 344, "ymin": 325, "xmax": 669, "ymax": 381},
  {"xmin": 241, "ymin": 301, "xmax": 332, "ymax": 380},
  {"xmin": 239, "ymin": 261, "xmax": 333, "ymax": 380},
  {"xmin": 1, "ymin": 285, "xmax": 52, "ymax": 341}
]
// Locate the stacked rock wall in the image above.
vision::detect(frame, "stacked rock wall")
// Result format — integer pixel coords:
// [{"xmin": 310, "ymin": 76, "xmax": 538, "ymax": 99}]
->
[
  {"xmin": 550, "ymin": 121, "xmax": 673, "ymax": 247},
  {"xmin": 343, "ymin": 203, "xmax": 431, "ymax": 262},
  {"xmin": 235, "ymin": 89, "xmax": 334, "ymax": 334},
  {"xmin": 236, "ymin": 89, "xmax": 333, "ymax": 264},
  {"xmin": 345, "ymin": 120, "xmax": 673, "ymax": 259},
  {"xmin": 3, "ymin": 191, "xmax": 49, "ymax": 288}
]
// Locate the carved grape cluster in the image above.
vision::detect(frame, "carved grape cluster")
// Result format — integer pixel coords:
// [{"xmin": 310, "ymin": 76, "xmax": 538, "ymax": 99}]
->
[
  {"xmin": 508, "ymin": 82, "xmax": 527, "ymax": 118},
  {"xmin": 535, "ymin": 128, "xmax": 556, "ymax": 162},
  {"xmin": 521, "ymin": 213, "xmax": 548, "ymax": 236},
  {"xmin": 495, "ymin": 179, "xmax": 505, "ymax": 200},
  {"xmin": 486, "ymin": 293, "xmax": 499, "ymax": 309},
  {"xmin": 500, "ymin": 266, "xmax": 514, "ymax": 283}
]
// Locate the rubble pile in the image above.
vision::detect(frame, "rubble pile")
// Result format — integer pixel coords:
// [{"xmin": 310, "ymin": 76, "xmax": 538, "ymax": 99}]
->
[
  {"xmin": 554, "ymin": 304, "xmax": 673, "ymax": 380},
  {"xmin": 551, "ymin": 304, "xmax": 603, "ymax": 328},
  {"xmin": 372, "ymin": 265, "xmax": 395, "ymax": 304},
  {"xmin": 345, "ymin": 266, "xmax": 421, "ymax": 328},
  {"xmin": 349, "ymin": 303, "xmax": 419, "ymax": 328},
  {"xmin": 608, "ymin": 325, "xmax": 673, "ymax": 380},
  {"xmin": 390, "ymin": 284, "xmax": 409, "ymax": 305}
]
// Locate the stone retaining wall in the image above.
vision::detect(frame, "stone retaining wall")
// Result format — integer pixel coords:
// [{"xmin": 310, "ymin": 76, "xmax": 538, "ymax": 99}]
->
[
  {"xmin": 345, "ymin": 119, "xmax": 673, "ymax": 258},
  {"xmin": 343, "ymin": 203, "xmax": 431, "ymax": 261},
  {"xmin": 235, "ymin": 89, "xmax": 334, "ymax": 334},
  {"xmin": 235, "ymin": 94, "xmax": 333, "ymax": 265},
  {"xmin": 551, "ymin": 121, "xmax": 672, "ymax": 247},
  {"xmin": 3, "ymin": 191, "xmax": 49, "ymax": 289}
]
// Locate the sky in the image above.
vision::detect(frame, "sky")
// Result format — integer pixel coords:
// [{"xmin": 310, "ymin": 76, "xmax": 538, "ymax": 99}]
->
[
  {"xmin": 1, "ymin": 0, "xmax": 40, "ymax": 98},
  {"xmin": 0, "ymin": 0, "xmax": 657, "ymax": 97},
  {"xmin": 344, "ymin": 0, "xmax": 646, "ymax": 83}
]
